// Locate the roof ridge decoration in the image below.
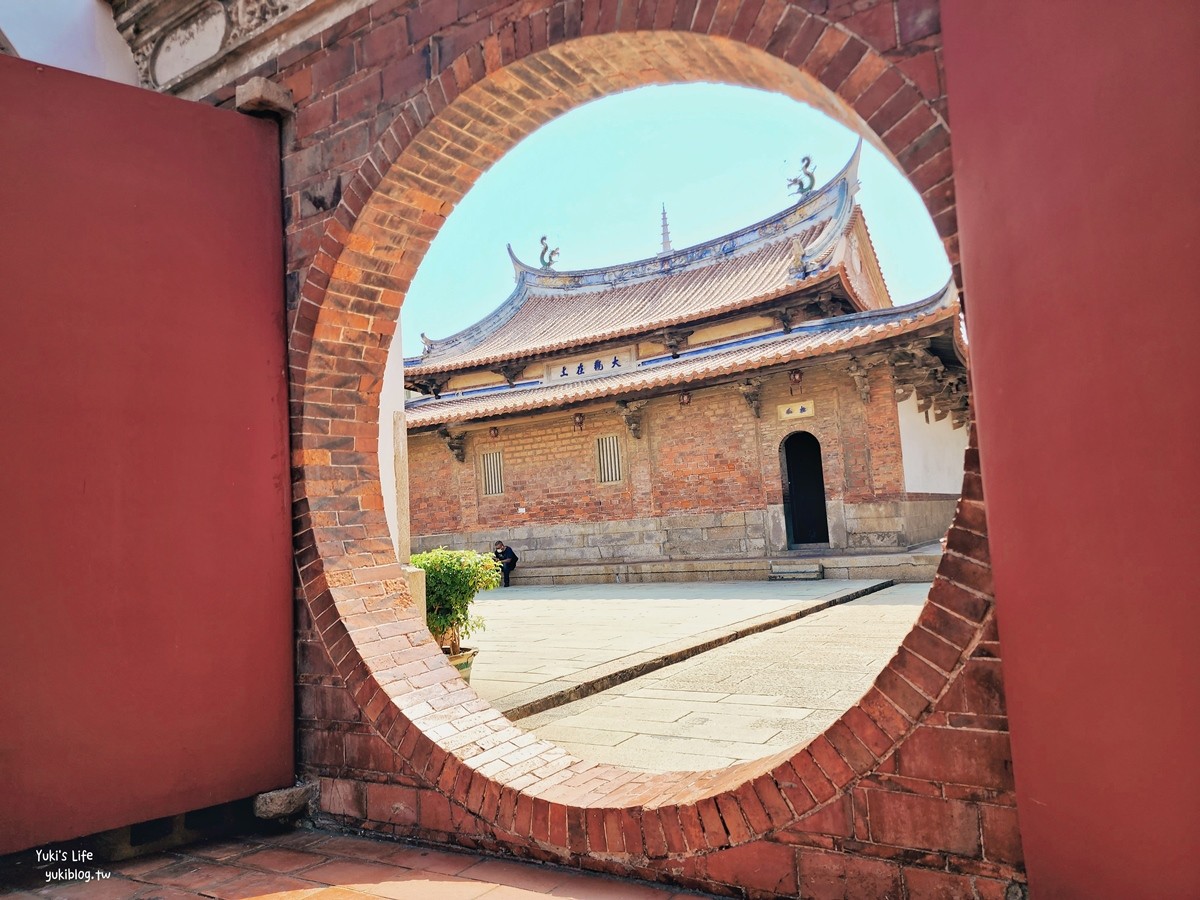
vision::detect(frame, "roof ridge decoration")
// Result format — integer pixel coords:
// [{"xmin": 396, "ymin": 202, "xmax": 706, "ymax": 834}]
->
[{"xmin": 410, "ymin": 140, "xmax": 863, "ymax": 368}]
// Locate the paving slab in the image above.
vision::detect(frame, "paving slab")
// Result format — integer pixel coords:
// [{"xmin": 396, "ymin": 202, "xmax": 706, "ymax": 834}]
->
[
  {"xmin": 468, "ymin": 580, "xmax": 891, "ymax": 717},
  {"xmin": 519, "ymin": 582, "xmax": 929, "ymax": 772}
]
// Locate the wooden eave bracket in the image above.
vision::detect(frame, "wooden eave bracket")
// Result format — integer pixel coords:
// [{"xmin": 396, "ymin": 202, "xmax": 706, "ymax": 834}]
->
[
  {"xmin": 435, "ymin": 425, "xmax": 467, "ymax": 462},
  {"xmin": 615, "ymin": 399, "xmax": 649, "ymax": 438},
  {"xmin": 656, "ymin": 329, "xmax": 695, "ymax": 359},
  {"xmin": 490, "ymin": 361, "xmax": 527, "ymax": 386},
  {"xmin": 406, "ymin": 373, "xmax": 451, "ymax": 398},
  {"xmin": 738, "ymin": 377, "xmax": 765, "ymax": 418}
]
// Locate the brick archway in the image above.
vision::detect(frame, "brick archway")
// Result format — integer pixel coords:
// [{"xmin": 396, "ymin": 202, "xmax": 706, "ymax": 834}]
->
[{"xmin": 286, "ymin": 8, "xmax": 1019, "ymax": 896}]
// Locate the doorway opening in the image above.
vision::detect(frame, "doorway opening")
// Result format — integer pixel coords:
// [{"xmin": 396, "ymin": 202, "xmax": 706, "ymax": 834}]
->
[{"xmin": 781, "ymin": 431, "xmax": 830, "ymax": 547}]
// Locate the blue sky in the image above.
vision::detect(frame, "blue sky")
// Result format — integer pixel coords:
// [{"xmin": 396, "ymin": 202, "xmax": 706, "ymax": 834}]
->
[{"xmin": 397, "ymin": 83, "xmax": 950, "ymax": 358}]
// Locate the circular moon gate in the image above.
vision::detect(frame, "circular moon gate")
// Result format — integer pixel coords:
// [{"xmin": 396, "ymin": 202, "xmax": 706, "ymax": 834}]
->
[{"xmin": 290, "ymin": 24, "xmax": 1014, "ymax": 897}]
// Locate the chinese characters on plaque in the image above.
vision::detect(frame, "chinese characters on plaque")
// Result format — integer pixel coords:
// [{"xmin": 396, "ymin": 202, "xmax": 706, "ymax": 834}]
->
[
  {"xmin": 545, "ymin": 349, "xmax": 635, "ymax": 385},
  {"xmin": 777, "ymin": 400, "xmax": 815, "ymax": 420}
]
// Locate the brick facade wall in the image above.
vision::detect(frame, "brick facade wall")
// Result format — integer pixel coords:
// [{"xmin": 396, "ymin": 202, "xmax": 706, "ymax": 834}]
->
[
  {"xmin": 239, "ymin": 0, "xmax": 1028, "ymax": 893},
  {"xmin": 409, "ymin": 368, "xmax": 957, "ymax": 558},
  {"xmin": 298, "ymin": 425, "xmax": 1024, "ymax": 897}
]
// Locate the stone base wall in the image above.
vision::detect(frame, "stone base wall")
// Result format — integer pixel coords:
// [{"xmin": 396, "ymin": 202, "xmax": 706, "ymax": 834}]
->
[
  {"xmin": 842, "ymin": 496, "xmax": 959, "ymax": 550},
  {"xmin": 413, "ymin": 509, "xmax": 769, "ymax": 565},
  {"xmin": 414, "ymin": 498, "xmax": 956, "ymax": 567}
]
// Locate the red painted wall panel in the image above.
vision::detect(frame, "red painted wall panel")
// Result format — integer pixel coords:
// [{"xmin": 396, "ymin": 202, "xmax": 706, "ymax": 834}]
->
[
  {"xmin": 942, "ymin": 4, "xmax": 1200, "ymax": 897},
  {"xmin": 0, "ymin": 57, "xmax": 292, "ymax": 852}
]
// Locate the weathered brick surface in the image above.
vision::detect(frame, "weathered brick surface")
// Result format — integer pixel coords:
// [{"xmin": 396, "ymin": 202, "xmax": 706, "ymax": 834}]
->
[
  {"xmin": 237, "ymin": 0, "xmax": 1023, "ymax": 896},
  {"xmin": 408, "ymin": 368, "xmax": 942, "ymax": 554}
]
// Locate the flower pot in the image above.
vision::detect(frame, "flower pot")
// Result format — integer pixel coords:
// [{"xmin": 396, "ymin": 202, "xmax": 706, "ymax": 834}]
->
[{"xmin": 444, "ymin": 646, "xmax": 479, "ymax": 683}]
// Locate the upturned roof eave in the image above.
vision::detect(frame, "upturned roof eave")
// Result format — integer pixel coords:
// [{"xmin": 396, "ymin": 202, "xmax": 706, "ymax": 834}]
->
[
  {"xmin": 408, "ymin": 141, "xmax": 864, "ymax": 373},
  {"xmin": 403, "ymin": 266, "xmax": 853, "ymax": 378},
  {"xmin": 405, "ymin": 283, "xmax": 957, "ymax": 430}
]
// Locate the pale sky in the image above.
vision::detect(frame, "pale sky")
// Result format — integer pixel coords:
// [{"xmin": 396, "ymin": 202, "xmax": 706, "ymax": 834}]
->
[{"xmin": 397, "ymin": 83, "xmax": 950, "ymax": 358}]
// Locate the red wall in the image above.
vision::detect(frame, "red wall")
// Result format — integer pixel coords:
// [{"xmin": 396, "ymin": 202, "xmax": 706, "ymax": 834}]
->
[
  {"xmin": 0, "ymin": 57, "xmax": 292, "ymax": 852},
  {"xmin": 942, "ymin": 4, "xmax": 1200, "ymax": 896}
]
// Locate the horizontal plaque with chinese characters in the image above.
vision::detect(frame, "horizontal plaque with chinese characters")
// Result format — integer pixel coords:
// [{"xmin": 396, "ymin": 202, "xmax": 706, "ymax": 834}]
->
[
  {"xmin": 545, "ymin": 349, "xmax": 634, "ymax": 385},
  {"xmin": 777, "ymin": 399, "xmax": 815, "ymax": 420}
]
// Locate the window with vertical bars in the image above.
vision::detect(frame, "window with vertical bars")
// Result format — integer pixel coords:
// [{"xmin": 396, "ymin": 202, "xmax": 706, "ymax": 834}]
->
[
  {"xmin": 481, "ymin": 450, "xmax": 504, "ymax": 495},
  {"xmin": 596, "ymin": 435, "xmax": 622, "ymax": 483}
]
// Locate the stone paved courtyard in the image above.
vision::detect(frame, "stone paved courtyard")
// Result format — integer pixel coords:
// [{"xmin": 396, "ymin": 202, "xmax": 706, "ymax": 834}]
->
[{"xmin": 472, "ymin": 581, "xmax": 929, "ymax": 771}]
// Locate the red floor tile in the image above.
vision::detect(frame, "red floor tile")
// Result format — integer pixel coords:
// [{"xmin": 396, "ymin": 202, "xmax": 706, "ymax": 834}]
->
[
  {"xmin": 377, "ymin": 847, "xmax": 481, "ymax": 877},
  {"xmin": 456, "ymin": 858, "xmax": 570, "ymax": 893},
  {"xmin": 198, "ymin": 869, "xmax": 323, "ymax": 899},
  {"xmin": 299, "ymin": 859, "xmax": 407, "ymax": 887},
  {"xmin": 233, "ymin": 848, "xmax": 326, "ymax": 875}
]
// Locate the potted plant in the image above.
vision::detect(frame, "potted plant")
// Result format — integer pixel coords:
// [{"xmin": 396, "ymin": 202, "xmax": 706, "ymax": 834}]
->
[{"xmin": 410, "ymin": 547, "xmax": 501, "ymax": 683}]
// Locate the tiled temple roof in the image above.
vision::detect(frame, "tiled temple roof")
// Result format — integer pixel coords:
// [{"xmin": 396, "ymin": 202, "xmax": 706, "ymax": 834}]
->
[
  {"xmin": 405, "ymin": 284, "xmax": 958, "ymax": 429},
  {"xmin": 405, "ymin": 143, "xmax": 869, "ymax": 376}
]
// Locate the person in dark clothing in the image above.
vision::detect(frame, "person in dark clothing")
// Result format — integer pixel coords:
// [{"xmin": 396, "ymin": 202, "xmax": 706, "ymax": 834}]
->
[{"xmin": 493, "ymin": 541, "xmax": 519, "ymax": 587}]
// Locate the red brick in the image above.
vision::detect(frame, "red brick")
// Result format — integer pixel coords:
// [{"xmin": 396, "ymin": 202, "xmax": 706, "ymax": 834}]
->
[
  {"xmin": 981, "ymin": 803, "xmax": 1024, "ymax": 866},
  {"xmin": 336, "ymin": 73, "xmax": 382, "ymax": 122},
  {"xmin": 715, "ymin": 794, "xmax": 753, "ymax": 843},
  {"xmin": 867, "ymin": 790, "xmax": 979, "ymax": 856},
  {"xmin": 897, "ymin": 0, "xmax": 940, "ymax": 44},
  {"xmin": 641, "ymin": 808, "xmax": 669, "ymax": 857},
  {"xmin": 344, "ymin": 731, "xmax": 396, "ymax": 771},
  {"xmin": 419, "ymin": 789, "xmax": 453, "ymax": 832},
  {"xmin": 311, "ymin": 43, "xmax": 357, "ymax": 95},
  {"xmin": 807, "ymin": 735, "xmax": 856, "ymax": 787},
  {"xmin": 903, "ymin": 625, "xmax": 962, "ymax": 674},
  {"xmin": 752, "ymin": 775, "xmax": 797, "ymax": 828},
  {"xmin": 705, "ymin": 840, "xmax": 797, "ymax": 894},
  {"xmin": 825, "ymin": 720, "xmax": 879, "ymax": 773},
  {"xmin": 320, "ymin": 777, "xmax": 365, "ymax": 818},
  {"xmin": 732, "ymin": 780, "xmax": 773, "ymax": 835},
  {"xmin": 365, "ymin": 782, "xmax": 418, "ymax": 826},
  {"xmin": 928, "ymin": 575, "xmax": 990, "ymax": 623},
  {"xmin": 892, "ymin": 646, "xmax": 949, "ymax": 699},
  {"xmin": 902, "ymin": 865, "xmax": 975, "ymax": 899},
  {"xmin": 896, "ymin": 727, "xmax": 1014, "ymax": 791},
  {"xmin": 696, "ymin": 798, "xmax": 729, "ymax": 848},
  {"xmin": 677, "ymin": 804, "xmax": 707, "ymax": 852},
  {"xmin": 896, "ymin": 49, "xmax": 942, "ymax": 101},
  {"xmin": 875, "ymin": 666, "xmax": 931, "ymax": 720},
  {"xmin": 841, "ymin": 706, "xmax": 894, "ymax": 759},
  {"xmin": 657, "ymin": 806, "xmax": 688, "ymax": 854},
  {"xmin": 796, "ymin": 847, "xmax": 903, "ymax": 900},
  {"xmin": 939, "ymin": 658, "xmax": 1006, "ymax": 716},
  {"xmin": 843, "ymin": 3, "xmax": 897, "ymax": 52},
  {"xmin": 788, "ymin": 794, "xmax": 852, "ymax": 837},
  {"xmin": 791, "ymin": 751, "xmax": 837, "ymax": 804}
]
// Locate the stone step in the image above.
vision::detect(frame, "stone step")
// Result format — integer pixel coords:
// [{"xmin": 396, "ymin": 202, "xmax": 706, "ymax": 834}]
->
[{"xmin": 768, "ymin": 561, "xmax": 824, "ymax": 580}]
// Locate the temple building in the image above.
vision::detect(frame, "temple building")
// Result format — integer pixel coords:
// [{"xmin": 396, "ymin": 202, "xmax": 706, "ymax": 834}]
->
[{"xmin": 401, "ymin": 146, "xmax": 969, "ymax": 581}]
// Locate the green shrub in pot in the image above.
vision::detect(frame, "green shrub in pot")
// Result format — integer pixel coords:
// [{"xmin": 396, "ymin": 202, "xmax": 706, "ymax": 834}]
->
[{"xmin": 410, "ymin": 547, "xmax": 501, "ymax": 655}]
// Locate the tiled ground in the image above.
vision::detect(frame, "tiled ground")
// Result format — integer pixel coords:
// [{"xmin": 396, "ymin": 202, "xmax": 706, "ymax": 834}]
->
[
  {"xmin": 3, "ymin": 830, "xmax": 715, "ymax": 899},
  {"xmin": 518, "ymin": 583, "xmax": 929, "ymax": 770},
  {"xmin": 469, "ymin": 580, "xmax": 889, "ymax": 707}
]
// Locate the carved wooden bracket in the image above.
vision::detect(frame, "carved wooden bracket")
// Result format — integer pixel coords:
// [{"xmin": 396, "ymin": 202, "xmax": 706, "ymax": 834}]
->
[
  {"xmin": 615, "ymin": 399, "xmax": 649, "ymax": 439},
  {"xmin": 435, "ymin": 425, "xmax": 467, "ymax": 462},
  {"xmin": 888, "ymin": 339, "xmax": 970, "ymax": 429},
  {"xmin": 406, "ymin": 374, "xmax": 451, "ymax": 398},
  {"xmin": 657, "ymin": 329, "xmax": 694, "ymax": 359},
  {"xmin": 738, "ymin": 377, "xmax": 765, "ymax": 418},
  {"xmin": 490, "ymin": 361, "xmax": 526, "ymax": 386},
  {"xmin": 803, "ymin": 291, "xmax": 843, "ymax": 320},
  {"xmin": 846, "ymin": 358, "xmax": 872, "ymax": 403},
  {"xmin": 770, "ymin": 306, "xmax": 805, "ymax": 334}
]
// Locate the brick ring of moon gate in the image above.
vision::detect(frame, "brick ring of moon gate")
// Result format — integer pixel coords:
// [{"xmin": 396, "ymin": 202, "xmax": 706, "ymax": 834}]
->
[{"xmin": 287, "ymin": 18, "xmax": 1022, "ymax": 899}]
